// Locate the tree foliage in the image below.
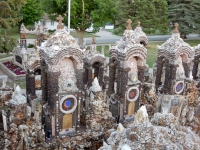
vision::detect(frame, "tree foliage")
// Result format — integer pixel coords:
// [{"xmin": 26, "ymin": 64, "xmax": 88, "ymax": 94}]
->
[
  {"xmin": 20, "ymin": 0, "xmax": 44, "ymax": 26},
  {"xmin": 42, "ymin": 0, "xmax": 117, "ymax": 45},
  {"xmin": 114, "ymin": 0, "xmax": 168, "ymax": 35},
  {"xmin": 0, "ymin": 0, "xmax": 27, "ymax": 29},
  {"xmin": 168, "ymin": 0, "xmax": 200, "ymax": 38},
  {"xmin": 0, "ymin": 36, "xmax": 17, "ymax": 53},
  {"xmin": 0, "ymin": 0, "xmax": 26, "ymax": 53}
]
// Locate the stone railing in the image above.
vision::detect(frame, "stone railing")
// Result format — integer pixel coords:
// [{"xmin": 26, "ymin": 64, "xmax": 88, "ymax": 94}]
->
[{"xmin": 0, "ymin": 62, "xmax": 25, "ymax": 81}]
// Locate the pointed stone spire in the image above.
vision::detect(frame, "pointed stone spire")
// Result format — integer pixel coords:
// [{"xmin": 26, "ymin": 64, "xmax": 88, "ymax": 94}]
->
[
  {"xmin": 137, "ymin": 21, "xmax": 141, "ymax": 27},
  {"xmin": 56, "ymin": 15, "xmax": 64, "ymax": 29},
  {"xmin": 126, "ymin": 19, "xmax": 132, "ymax": 30},
  {"xmin": 173, "ymin": 23, "xmax": 179, "ymax": 33}
]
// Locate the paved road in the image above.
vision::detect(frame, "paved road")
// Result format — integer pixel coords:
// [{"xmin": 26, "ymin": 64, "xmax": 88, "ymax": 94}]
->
[
  {"xmin": 84, "ymin": 34, "xmax": 200, "ymax": 44},
  {"xmin": 26, "ymin": 30, "xmax": 200, "ymax": 45}
]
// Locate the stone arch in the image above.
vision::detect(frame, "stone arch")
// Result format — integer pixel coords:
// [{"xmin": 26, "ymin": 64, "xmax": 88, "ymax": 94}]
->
[
  {"xmin": 125, "ymin": 47, "xmax": 147, "ymax": 65},
  {"xmin": 90, "ymin": 56, "xmax": 105, "ymax": 66}
]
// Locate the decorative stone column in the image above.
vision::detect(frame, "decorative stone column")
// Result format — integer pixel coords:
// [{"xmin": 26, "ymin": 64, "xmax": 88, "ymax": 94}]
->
[
  {"xmin": 119, "ymin": 68, "xmax": 129, "ymax": 98},
  {"xmin": 138, "ymin": 66, "xmax": 146, "ymax": 83},
  {"xmin": 155, "ymin": 59, "xmax": 164, "ymax": 89},
  {"xmin": 41, "ymin": 66, "xmax": 47, "ymax": 103},
  {"xmin": 47, "ymin": 71, "xmax": 60, "ymax": 108},
  {"xmin": 29, "ymin": 74, "xmax": 36, "ymax": 98},
  {"xmin": 192, "ymin": 57, "xmax": 199, "ymax": 79},
  {"xmin": 108, "ymin": 63, "xmax": 116, "ymax": 95},
  {"xmin": 98, "ymin": 65, "xmax": 104, "ymax": 86},
  {"xmin": 83, "ymin": 67, "xmax": 88, "ymax": 85},
  {"xmin": 162, "ymin": 63, "xmax": 177, "ymax": 94},
  {"xmin": 87, "ymin": 67, "xmax": 93, "ymax": 87},
  {"xmin": 183, "ymin": 62, "xmax": 190, "ymax": 78},
  {"xmin": 116, "ymin": 67, "xmax": 121, "ymax": 97},
  {"xmin": 76, "ymin": 69, "xmax": 84, "ymax": 90},
  {"xmin": 26, "ymin": 70, "xmax": 30, "ymax": 95}
]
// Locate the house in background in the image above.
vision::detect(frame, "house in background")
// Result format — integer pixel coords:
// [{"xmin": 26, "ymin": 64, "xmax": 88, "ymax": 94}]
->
[
  {"xmin": 42, "ymin": 14, "xmax": 59, "ymax": 30},
  {"xmin": 42, "ymin": 14, "xmax": 114, "ymax": 32}
]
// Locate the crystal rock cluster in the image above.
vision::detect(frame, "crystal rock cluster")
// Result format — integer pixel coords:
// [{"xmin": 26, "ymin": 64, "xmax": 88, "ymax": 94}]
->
[{"xmin": 99, "ymin": 106, "xmax": 200, "ymax": 150}]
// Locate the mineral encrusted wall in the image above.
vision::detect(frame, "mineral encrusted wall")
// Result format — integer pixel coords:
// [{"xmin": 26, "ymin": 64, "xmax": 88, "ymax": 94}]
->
[
  {"xmin": 162, "ymin": 63, "xmax": 177, "ymax": 94},
  {"xmin": 192, "ymin": 56, "xmax": 199, "ymax": 79},
  {"xmin": 47, "ymin": 71, "xmax": 60, "ymax": 109},
  {"xmin": 41, "ymin": 65, "xmax": 47, "ymax": 103},
  {"xmin": 108, "ymin": 63, "xmax": 116, "ymax": 95}
]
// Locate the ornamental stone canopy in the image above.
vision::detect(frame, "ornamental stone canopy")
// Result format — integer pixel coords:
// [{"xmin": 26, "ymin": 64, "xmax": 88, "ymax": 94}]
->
[
  {"xmin": 157, "ymin": 23, "xmax": 192, "ymax": 53},
  {"xmin": 38, "ymin": 28, "xmax": 81, "ymax": 59},
  {"xmin": 113, "ymin": 20, "xmax": 148, "ymax": 53}
]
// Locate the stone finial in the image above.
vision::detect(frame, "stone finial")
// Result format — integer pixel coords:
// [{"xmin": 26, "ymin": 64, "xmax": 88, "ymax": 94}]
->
[
  {"xmin": 56, "ymin": 15, "xmax": 64, "ymax": 29},
  {"xmin": 92, "ymin": 37, "xmax": 96, "ymax": 44},
  {"xmin": 126, "ymin": 19, "xmax": 132, "ymax": 30},
  {"xmin": 173, "ymin": 23, "xmax": 179, "ymax": 33},
  {"xmin": 138, "ymin": 21, "xmax": 141, "ymax": 27}
]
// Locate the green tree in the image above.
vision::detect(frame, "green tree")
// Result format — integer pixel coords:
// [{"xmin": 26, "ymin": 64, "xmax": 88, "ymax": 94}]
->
[
  {"xmin": 168, "ymin": 0, "xmax": 200, "ymax": 38},
  {"xmin": 42, "ymin": 0, "xmax": 117, "ymax": 45},
  {"xmin": 20, "ymin": 0, "xmax": 44, "ymax": 26},
  {"xmin": 114, "ymin": 0, "xmax": 168, "ymax": 35},
  {"xmin": 0, "ymin": 0, "xmax": 26, "ymax": 53}
]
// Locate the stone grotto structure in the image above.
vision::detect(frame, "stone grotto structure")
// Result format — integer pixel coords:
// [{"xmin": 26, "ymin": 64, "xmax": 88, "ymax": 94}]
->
[
  {"xmin": 155, "ymin": 23, "xmax": 193, "ymax": 95},
  {"xmin": 0, "ymin": 16, "xmax": 200, "ymax": 150},
  {"xmin": 108, "ymin": 20, "xmax": 148, "ymax": 122}
]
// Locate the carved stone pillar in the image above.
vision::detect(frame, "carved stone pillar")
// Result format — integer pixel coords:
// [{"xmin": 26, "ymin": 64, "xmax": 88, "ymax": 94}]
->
[
  {"xmin": 98, "ymin": 65, "xmax": 104, "ymax": 86},
  {"xmin": 29, "ymin": 74, "xmax": 36, "ymax": 98},
  {"xmin": 155, "ymin": 59, "xmax": 164, "ymax": 89},
  {"xmin": 169, "ymin": 64, "xmax": 177, "ymax": 94},
  {"xmin": 183, "ymin": 62, "xmax": 190, "ymax": 78},
  {"xmin": 41, "ymin": 66, "xmax": 47, "ymax": 103},
  {"xmin": 162, "ymin": 63, "xmax": 177, "ymax": 94},
  {"xmin": 83, "ymin": 67, "xmax": 88, "ymax": 85},
  {"xmin": 116, "ymin": 67, "xmax": 121, "ymax": 97},
  {"xmin": 119, "ymin": 68, "xmax": 129, "ymax": 98},
  {"xmin": 108, "ymin": 64, "xmax": 116, "ymax": 95},
  {"xmin": 192, "ymin": 58, "xmax": 199, "ymax": 79},
  {"xmin": 76, "ymin": 69, "xmax": 83, "ymax": 90},
  {"xmin": 87, "ymin": 67, "xmax": 93, "ymax": 87},
  {"xmin": 138, "ymin": 66, "xmax": 146, "ymax": 83},
  {"xmin": 47, "ymin": 71, "xmax": 60, "ymax": 109},
  {"xmin": 26, "ymin": 70, "xmax": 30, "ymax": 95}
]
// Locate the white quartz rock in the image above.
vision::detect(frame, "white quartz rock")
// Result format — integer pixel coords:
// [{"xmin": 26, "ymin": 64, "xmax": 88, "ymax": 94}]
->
[
  {"xmin": 9, "ymin": 85, "xmax": 27, "ymax": 105},
  {"xmin": 90, "ymin": 77, "xmax": 102, "ymax": 92},
  {"xmin": 117, "ymin": 123, "xmax": 124, "ymax": 133},
  {"xmin": 121, "ymin": 144, "xmax": 131, "ymax": 150},
  {"xmin": 134, "ymin": 105, "xmax": 149, "ymax": 125}
]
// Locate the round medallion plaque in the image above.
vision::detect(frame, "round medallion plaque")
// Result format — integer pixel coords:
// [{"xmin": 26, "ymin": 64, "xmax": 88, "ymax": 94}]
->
[
  {"xmin": 174, "ymin": 81, "xmax": 184, "ymax": 94},
  {"xmin": 60, "ymin": 95, "xmax": 77, "ymax": 114},
  {"xmin": 127, "ymin": 87, "xmax": 139, "ymax": 102}
]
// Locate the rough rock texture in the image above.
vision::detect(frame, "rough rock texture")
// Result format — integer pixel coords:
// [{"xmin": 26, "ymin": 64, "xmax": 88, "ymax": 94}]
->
[{"xmin": 100, "ymin": 112, "xmax": 200, "ymax": 150}]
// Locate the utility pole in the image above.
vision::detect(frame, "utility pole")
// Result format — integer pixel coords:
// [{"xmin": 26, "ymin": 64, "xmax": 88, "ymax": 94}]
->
[{"xmin": 68, "ymin": 0, "xmax": 71, "ymax": 34}]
